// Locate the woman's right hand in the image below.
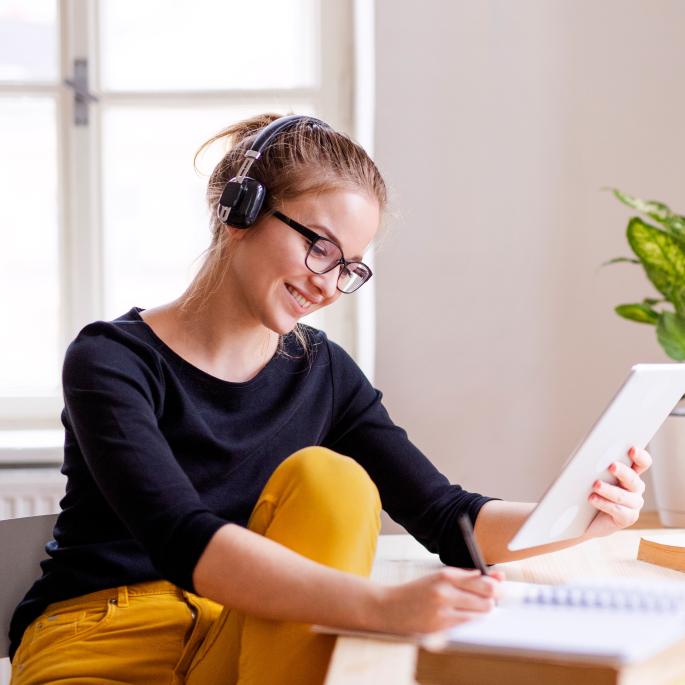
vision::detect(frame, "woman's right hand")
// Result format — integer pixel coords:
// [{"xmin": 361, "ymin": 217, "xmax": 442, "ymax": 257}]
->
[{"xmin": 372, "ymin": 567, "xmax": 503, "ymax": 635}]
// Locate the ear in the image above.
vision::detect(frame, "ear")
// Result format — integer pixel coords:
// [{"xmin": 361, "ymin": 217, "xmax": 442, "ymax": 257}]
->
[{"xmin": 224, "ymin": 225, "xmax": 249, "ymax": 242}]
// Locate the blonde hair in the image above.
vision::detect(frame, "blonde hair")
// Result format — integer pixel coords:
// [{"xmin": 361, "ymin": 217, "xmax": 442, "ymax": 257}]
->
[{"xmin": 181, "ymin": 113, "xmax": 388, "ymax": 351}]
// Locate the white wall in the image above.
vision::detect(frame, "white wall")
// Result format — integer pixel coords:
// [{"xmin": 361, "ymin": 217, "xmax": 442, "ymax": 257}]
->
[{"xmin": 373, "ymin": 0, "xmax": 685, "ymax": 520}]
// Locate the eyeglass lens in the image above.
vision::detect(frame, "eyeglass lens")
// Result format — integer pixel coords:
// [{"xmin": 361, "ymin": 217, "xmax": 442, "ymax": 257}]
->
[
  {"xmin": 338, "ymin": 263, "xmax": 371, "ymax": 293},
  {"xmin": 305, "ymin": 239, "xmax": 370, "ymax": 293}
]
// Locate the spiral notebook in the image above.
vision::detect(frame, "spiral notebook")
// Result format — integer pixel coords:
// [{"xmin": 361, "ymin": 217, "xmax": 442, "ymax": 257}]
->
[{"xmin": 446, "ymin": 579, "xmax": 685, "ymax": 665}]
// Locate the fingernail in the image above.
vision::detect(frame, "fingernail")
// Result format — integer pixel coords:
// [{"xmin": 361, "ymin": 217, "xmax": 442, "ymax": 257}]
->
[{"xmin": 629, "ymin": 447, "xmax": 635, "ymax": 457}]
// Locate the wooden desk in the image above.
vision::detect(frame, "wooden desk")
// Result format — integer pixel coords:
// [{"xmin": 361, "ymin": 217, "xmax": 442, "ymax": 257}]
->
[{"xmin": 324, "ymin": 519, "xmax": 685, "ymax": 685}]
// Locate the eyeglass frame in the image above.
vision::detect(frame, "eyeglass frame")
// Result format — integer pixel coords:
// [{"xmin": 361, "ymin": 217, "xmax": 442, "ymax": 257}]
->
[{"xmin": 271, "ymin": 210, "xmax": 373, "ymax": 293}]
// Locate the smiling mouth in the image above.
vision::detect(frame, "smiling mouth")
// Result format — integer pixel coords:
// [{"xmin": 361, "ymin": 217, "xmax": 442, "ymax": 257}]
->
[{"xmin": 286, "ymin": 284, "xmax": 313, "ymax": 310}]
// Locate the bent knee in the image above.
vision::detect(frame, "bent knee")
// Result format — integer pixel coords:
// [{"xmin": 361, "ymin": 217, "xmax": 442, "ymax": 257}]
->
[{"xmin": 279, "ymin": 446, "xmax": 380, "ymax": 511}]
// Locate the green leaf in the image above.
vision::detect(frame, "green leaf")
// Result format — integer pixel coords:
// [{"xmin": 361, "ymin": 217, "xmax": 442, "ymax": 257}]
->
[
  {"xmin": 612, "ymin": 189, "xmax": 685, "ymax": 242},
  {"xmin": 643, "ymin": 297, "xmax": 665, "ymax": 306},
  {"xmin": 657, "ymin": 312, "xmax": 685, "ymax": 360},
  {"xmin": 627, "ymin": 217, "xmax": 685, "ymax": 312},
  {"xmin": 601, "ymin": 257, "xmax": 640, "ymax": 266},
  {"xmin": 664, "ymin": 215, "xmax": 685, "ymax": 241},
  {"xmin": 612, "ymin": 188, "xmax": 672, "ymax": 222},
  {"xmin": 615, "ymin": 303, "xmax": 659, "ymax": 324}
]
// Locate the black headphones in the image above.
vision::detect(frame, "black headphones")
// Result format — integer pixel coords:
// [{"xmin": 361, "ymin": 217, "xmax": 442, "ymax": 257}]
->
[{"xmin": 216, "ymin": 114, "xmax": 331, "ymax": 229}]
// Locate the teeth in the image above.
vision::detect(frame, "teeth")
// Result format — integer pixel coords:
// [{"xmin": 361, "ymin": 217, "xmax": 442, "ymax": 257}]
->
[{"xmin": 286, "ymin": 285, "xmax": 312, "ymax": 309}]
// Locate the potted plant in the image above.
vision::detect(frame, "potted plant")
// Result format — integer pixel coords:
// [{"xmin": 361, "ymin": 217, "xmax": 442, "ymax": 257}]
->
[{"xmin": 607, "ymin": 189, "xmax": 685, "ymax": 525}]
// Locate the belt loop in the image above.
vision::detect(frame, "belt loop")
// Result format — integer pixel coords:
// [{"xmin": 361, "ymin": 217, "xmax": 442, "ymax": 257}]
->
[{"xmin": 116, "ymin": 586, "xmax": 129, "ymax": 608}]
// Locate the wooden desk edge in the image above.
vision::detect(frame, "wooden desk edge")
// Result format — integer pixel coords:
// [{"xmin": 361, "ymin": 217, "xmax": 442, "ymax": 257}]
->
[{"xmin": 325, "ymin": 632, "xmax": 685, "ymax": 685}]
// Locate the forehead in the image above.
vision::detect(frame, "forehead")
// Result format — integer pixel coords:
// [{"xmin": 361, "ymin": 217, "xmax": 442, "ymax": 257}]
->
[{"xmin": 281, "ymin": 189, "xmax": 380, "ymax": 254}]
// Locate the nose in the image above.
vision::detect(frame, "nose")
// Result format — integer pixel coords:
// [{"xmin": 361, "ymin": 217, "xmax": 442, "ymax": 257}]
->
[{"xmin": 310, "ymin": 268, "xmax": 340, "ymax": 300}]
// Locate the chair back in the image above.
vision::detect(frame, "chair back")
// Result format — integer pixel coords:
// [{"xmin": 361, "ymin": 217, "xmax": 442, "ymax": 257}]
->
[{"xmin": 0, "ymin": 514, "xmax": 58, "ymax": 659}]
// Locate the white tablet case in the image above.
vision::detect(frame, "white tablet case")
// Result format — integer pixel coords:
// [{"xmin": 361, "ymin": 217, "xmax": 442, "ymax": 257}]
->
[{"xmin": 509, "ymin": 364, "xmax": 685, "ymax": 551}]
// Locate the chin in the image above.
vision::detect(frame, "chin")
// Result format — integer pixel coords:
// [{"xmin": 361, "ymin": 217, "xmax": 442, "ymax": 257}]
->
[{"xmin": 265, "ymin": 316, "xmax": 298, "ymax": 337}]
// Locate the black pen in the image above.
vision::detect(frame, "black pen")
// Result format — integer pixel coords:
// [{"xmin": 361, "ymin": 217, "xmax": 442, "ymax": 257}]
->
[{"xmin": 458, "ymin": 513, "xmax": 490, "ymax": 576}]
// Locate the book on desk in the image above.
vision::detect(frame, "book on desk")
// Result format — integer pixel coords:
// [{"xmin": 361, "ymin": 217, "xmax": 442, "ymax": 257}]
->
[{"xmin": 638, "ymin": 532, "xmax": 685, "ymax": 572}]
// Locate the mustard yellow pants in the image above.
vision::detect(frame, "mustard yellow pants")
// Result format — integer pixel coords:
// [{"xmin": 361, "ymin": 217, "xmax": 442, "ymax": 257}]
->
[{"xmin": 10, "ymin": 447, "xmax": 382, "ymax": 685}]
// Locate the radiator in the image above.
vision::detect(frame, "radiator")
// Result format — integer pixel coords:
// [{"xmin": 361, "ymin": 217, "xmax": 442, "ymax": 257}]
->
[{"xmin": 0, "ymin": 468, "xmax": 64, "ymax": 519}]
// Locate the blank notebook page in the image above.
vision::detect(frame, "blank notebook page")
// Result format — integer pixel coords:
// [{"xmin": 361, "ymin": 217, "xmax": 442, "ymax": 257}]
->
[{"xmin": 447, "ymin": 579, "xmax": 685, "ymax": 665}]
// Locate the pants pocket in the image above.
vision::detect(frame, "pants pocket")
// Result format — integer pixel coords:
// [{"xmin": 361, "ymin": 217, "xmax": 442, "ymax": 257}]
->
[{"xmin": 16, "ymin": 598, "xmax": 116, "ymax": 664}]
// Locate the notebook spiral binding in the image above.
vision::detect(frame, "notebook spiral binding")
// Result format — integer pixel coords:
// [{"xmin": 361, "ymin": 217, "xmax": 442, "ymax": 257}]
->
[{"xmin": 522, "ymin": 584, "xmax": 685, "ymax": 613}]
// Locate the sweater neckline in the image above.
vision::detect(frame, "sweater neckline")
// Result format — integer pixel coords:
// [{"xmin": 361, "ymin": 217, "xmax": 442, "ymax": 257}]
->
[{"xmin": 127, "ymin": 307, "xmax": 287, "ymax": 389}]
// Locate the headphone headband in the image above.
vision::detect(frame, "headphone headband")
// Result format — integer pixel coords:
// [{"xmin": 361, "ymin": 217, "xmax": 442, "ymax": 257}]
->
[
  {"xmin": 235, "ymin": 114, "xmax": 330, "ymax": 182},
  {"xmin": 251, "ymin": 114, "xmax": 328, "ymax": 155}
]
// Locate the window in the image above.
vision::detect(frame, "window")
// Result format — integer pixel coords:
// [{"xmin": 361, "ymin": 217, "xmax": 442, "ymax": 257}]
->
[{"xmin": 0, "ymin": 0, "xmax": 358, "ymax": 435}]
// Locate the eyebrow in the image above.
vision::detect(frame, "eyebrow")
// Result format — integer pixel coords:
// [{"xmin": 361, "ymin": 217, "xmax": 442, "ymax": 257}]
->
[{"xmin": 309, "ymin": 223, "xmax": 364, "ymax": 262}]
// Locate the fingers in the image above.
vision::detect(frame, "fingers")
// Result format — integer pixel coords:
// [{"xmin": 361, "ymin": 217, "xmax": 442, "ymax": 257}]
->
[
  {"xmin": 393, "ymin": 568, "xmax": 502, "ymax": 634},
  {"xmin": 591, "ymin": 456, "xmax": 646, "ymax": 528},
  {"xmin": 439, "ymin": 568, "xmax": 501, "ymax": 597},
  {"xmin": 452, "ymin": 589, "xmax": 495, "ymax": 613},
  {"xmin": 608, "ymin": 460, "xmax": 646, "ymax": 494},
  {"xmin": 627, "ymin": 446, "xmax": 652, "ymax": 475},
  {"xmin": 591, "ymin": 478, "xmax": 644, "ymax": 507},
  {"xmin": 589, "ymin": 450, "xmax": 650, "ymax": 530},
  {"xmin": 444, "ymin": 608, "xmax": 490, "ymax": 626},
  {"xmin": 588, "ymin": 490, "xmax": 640, "ymax": 527},
  {"xmin": 459, "ymin": 569, "xmax": 500, "ymax": 593},
  {"xmin": 434, "ymin": 569, "xmax": 499, "ymax": 612},
  {"xmin": 442, "ymin": 573, "xmax": 506, "ymax": 626}
]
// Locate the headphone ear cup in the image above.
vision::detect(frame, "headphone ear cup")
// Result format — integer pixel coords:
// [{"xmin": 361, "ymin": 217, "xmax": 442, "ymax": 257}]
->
[{"xmin": 217, "ymin": 177, "xmax": 266, "ymax": 228}]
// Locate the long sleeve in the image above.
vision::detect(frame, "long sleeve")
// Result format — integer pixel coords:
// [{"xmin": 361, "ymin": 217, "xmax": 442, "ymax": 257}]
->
[
  {"xmin": 61, "ymin": 325, "xmax": 226, "ymax": 591},
  {"xmin": 322, "ymin": 338, "xmax": 495, "ymax": 568}
]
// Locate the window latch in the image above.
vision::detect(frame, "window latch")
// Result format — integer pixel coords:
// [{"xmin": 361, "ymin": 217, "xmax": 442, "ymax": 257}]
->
[{"xmin": 64, "ymin": 58, "xmax": 99, "ymax": 126}]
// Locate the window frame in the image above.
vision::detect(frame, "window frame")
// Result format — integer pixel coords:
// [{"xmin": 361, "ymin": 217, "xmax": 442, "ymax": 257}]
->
[{"xmin": 0, "ymin": 0, "xmax": 361, "ymax": 435}]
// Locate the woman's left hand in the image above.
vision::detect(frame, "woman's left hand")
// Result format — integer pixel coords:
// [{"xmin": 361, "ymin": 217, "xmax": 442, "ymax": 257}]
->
[{"xmin": 585, "ymin": 446, "xmax": 652, "ymax": 538}]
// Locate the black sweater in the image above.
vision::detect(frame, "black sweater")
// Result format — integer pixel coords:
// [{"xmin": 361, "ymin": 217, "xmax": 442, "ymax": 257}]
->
[{"xmin": 9, "ymin": 307, "xmax": 493, "ymax": 659}]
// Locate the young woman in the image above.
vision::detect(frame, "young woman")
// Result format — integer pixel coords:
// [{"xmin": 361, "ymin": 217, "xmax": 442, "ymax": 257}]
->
[{"xmin": 9, "ymin": 114, "xmax": 651, "ymax": 685}]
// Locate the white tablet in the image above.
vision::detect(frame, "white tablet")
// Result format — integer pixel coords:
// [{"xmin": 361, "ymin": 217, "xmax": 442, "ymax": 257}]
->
[{"xmin": 508, "ymin": 364, "xmax": 685, "ymax": 551}]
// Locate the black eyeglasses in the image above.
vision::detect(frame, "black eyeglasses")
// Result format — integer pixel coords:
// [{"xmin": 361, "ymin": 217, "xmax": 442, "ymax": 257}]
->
[{"xmin": 272, "ymin": 210, "xmax": 373, "ymax": 294}]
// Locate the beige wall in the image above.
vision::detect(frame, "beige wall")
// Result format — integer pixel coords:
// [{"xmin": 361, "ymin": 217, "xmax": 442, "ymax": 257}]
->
[{"xmin": 373, "ymin": 0, "xmax": 685, "ymax": 523}]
